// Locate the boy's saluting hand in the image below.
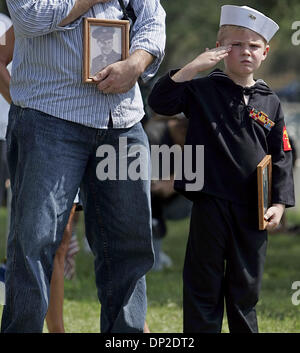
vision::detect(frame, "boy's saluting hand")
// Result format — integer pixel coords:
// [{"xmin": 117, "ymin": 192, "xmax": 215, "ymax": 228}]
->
[
  {"xmin": 194, "ymin": 46, "xmax": 232, "ymax": 72},
  {"xmin": 172, "ymin": 46, "xmax": 232, "ymax": 82}
]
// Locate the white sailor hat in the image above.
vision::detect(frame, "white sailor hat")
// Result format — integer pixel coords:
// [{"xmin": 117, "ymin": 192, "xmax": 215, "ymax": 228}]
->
[{"xmin": 220, "ymin": 5, "xmax": 279, "ymax": 42}]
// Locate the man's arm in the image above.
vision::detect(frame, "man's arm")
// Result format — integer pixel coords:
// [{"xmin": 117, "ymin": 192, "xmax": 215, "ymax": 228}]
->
[
  {"xmin": 59, "ymin": 0, "xmax": 111, "ymax": 27},
  {"xmin": 129, "ymin": 0, "xmax": 166, "ymax": 82},
  {"xmin": 0, "ymin": 26, "xmax": 14, "ymax": 104},
  {"xmin": 7, "ymin": 0, "xmax": 109, "ymax": 37}
]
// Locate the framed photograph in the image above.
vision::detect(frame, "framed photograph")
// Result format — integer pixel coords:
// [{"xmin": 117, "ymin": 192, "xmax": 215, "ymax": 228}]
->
[
  {"xmin": 257, "ymin": 155, "xmax": 272, "ymax": 230},
  {"xmin": 83, "ymin": 18, "xmax": 130, "ymax": 83}
]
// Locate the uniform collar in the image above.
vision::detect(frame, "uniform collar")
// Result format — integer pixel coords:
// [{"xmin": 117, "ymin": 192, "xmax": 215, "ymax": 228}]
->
[{"xmin": 208, "ymin": 69, "xmax": 273, "ymax": 95}]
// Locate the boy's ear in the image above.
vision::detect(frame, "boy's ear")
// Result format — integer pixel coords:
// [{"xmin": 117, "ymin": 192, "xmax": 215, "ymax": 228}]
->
[
  {"xmin": 262, "ymin": 45, "xmax": 270, "ymax": 60},
  {"xmin": 216, "ymin": 41, "xmax": 220, "ymax": 48}
]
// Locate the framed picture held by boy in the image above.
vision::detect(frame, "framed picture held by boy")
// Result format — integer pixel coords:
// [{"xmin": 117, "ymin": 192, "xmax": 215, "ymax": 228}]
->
[{"xmin": 257, "ymin": 155, "xmax": 272, "ymax": 230}]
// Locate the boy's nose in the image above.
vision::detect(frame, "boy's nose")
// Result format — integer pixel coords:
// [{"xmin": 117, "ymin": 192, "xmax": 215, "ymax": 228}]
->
[{"xmin": 241, "ymin": 46, "xmax": 251, "ymax": 55}]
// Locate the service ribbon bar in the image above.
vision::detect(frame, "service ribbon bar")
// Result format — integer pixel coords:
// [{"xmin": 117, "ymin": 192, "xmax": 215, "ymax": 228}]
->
[{"xmin": 249, "ymin": 107, "xmax": 275, "ymax": 131}]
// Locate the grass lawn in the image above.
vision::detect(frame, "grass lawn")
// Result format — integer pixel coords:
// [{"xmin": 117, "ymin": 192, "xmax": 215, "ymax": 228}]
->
[{"xmin": 1, "ymin": 207, "xmax": 300, "ymax": 333}]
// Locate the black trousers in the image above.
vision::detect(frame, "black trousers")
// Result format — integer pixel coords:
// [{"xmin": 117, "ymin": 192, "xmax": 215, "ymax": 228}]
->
[{"xmin": 183, "ymin": 193, "xmax": 268, "ymax": 333}]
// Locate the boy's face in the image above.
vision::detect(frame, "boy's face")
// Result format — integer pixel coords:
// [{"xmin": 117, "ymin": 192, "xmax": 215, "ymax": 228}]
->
[{"xmin": 217, "ymin": 27, "xmax": 269, "ymax": 79}]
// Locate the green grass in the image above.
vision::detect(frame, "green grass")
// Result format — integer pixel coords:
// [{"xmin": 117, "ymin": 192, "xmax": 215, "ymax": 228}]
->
[{"xmin": 1, "ymin": 207, "xmax": 300, "ymax": 332}]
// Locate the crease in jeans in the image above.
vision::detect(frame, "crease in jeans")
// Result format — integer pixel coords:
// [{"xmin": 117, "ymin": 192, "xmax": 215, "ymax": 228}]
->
[{"xmin": 89, "ymin": 176, "xmax": 115, "ymax": 321}]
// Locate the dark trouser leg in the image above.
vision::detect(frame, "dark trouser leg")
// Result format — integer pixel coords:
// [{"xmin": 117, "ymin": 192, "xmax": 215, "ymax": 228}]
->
[
  {"xmin": 183, "ymin": 195, "xmax": 227, "ymax": 333},
  {"xmin": 183, "ymin": 194, "xmax": 267, "ymax": 333},
  {"xmin": 224, "ymin": 203, "xmax": 267, "ymax": 333}
]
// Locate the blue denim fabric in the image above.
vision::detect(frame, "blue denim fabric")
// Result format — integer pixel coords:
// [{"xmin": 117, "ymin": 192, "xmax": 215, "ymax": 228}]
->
[{"xmin": 1, "ymin": 104, "xmax": 154, "ymax": 333}]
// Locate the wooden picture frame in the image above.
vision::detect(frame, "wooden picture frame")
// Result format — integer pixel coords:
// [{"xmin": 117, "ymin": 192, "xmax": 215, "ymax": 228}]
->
[
  {"xmin": 257, "ymin": 155, "xmax": 272, "ymax": 230},
  {"xmin": 83, "ymin": 18, "xmax": 130, "ymax": 83}
]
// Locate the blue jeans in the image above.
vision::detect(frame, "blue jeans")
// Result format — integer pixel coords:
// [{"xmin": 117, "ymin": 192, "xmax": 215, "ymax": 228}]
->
[{"xmin": 1, "ymin": 104, "xmax": 154, "ymax": 333}]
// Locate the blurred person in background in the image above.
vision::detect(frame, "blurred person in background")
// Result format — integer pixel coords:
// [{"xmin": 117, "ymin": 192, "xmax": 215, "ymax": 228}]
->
[
  {"xmin": 144, "ymin": 114, "xmax": 192, "ymax": 270},
  {"xmin": 0, "ymin": 11, "xmax": 13, "ymax": 208}
]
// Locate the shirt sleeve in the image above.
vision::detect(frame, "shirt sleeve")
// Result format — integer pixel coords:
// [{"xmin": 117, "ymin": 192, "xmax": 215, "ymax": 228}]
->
[
  {"xmin": 130, "ymin": 0, "xmax": 166, "ymax": 82},
  {"xmin": 267, "ymin": 101, "xmax": 295, "ymax": 208},
  {"xmin": 0, "ymin": 13, "xmax": 12, "ymax": 38},
  {"xmin": 148, "ymin": 70, "xmax": 189, "ymax": 116},
  {"xmin": 7, "ymin": 0, "xmax": 81, "ymax": 38}
]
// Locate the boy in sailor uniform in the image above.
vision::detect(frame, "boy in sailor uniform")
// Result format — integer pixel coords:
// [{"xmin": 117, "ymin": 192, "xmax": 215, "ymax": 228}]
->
[{"xmin": 148, "ymin": 5, "xmax": 294, "ymax": 333}]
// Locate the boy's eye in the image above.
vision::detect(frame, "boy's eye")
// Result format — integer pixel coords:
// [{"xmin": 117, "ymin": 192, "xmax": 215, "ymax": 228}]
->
[
  {"xmin": 232, "ymin": 43, "xmax": 241, "ymax": 46},
  {"xmin": 250, "ymin": 44, "xmax": 259, "ymax": 48}
]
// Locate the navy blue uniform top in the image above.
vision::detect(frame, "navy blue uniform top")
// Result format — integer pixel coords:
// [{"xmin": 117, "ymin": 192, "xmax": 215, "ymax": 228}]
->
[{"xmin": 148, "ymin": 69, "xmax": 295, "ymax": 207}]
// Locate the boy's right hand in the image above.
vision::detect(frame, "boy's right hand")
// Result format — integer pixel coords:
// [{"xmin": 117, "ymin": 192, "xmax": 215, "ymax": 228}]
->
[
  {"xmin": 172, "ymin": 46, "xmax": 231, "ymax": 82},
  {"xmin": 192, "ymin": 46, "xmax": 232, "ymax": 72}
]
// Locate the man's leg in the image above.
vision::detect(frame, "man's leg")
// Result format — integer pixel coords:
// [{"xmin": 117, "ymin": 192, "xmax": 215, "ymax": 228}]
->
[
  {"xmin": 1, "ymin": 105, "xmax": 87, "ymax": 332},
  {"xmin": 80, "ymin": 122, "xmax": 154, "ymax": 333}
]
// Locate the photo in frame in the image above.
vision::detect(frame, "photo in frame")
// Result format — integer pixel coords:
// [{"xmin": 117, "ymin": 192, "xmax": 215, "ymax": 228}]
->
[
  {"xmin": 257, "ymin": 155, "xmax": 272, "ymax": 230},
  {"xmin": 83, "ymin": 18, "xmax": 130, "ymax": 83}
]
